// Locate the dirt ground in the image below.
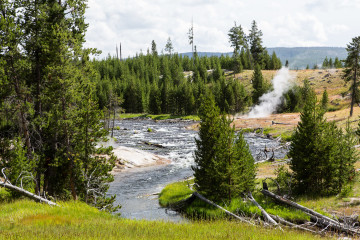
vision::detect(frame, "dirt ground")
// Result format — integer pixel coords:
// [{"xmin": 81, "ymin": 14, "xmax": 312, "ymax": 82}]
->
[
  {"xmin": 231, "ymin": 68, "xmax": 360, "ymax": 135},
  {"xmin": 233, "ymin": 106, "xmax": 360, "ymax": 136}
]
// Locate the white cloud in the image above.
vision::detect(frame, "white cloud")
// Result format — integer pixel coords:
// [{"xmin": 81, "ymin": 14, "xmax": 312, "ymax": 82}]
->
[
  {"xmin": 328, "ymin": 24, "xmax": 350, "ymax": 33},
  {"xmin": 84, "ymin": 0, "xmax": 359, "ymax": 58},
  {"xmin": 261, "ymin": 14, "xmax": 328, "ymax": 47}
]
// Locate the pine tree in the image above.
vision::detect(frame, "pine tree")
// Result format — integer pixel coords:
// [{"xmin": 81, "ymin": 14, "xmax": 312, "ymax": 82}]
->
[
  {"xmin": 188, "ymin": 20, "xmax": 194, "ymax": 65},
  {"xmin": 271, "ymin": 51, "xmax": 282, "ymax": 70},
  {"xmin": 192, "ymin": 94, "xmax": 256, "ymax": 202},
  {"xmin": 343, "ymin": 36, "xmax": 360, "ymax": 117},
  {"xmin": 249, "ymin": 20, "xmax": 265, "ymax": 67},
  {"xmin": 229, "ymin": 131, "xmax": 256, "ymax": 196},
  {"xmin": 151, "ymin": 40, "xmax": 158, "ymax": 56},
  {"xmin": 228, "ymin": 22, "xmax": 246, "ymax": 54},
  {"xmin": 329, "ymin": 58, "xmax": 333, "ymax": 68},
  {"xmin": 338, "ymin": 121, "xmax": 358, "ymax": 192},
  {"xmin": 228, "ymin": 20, "xmax": 246, "ymax": 73},
  {"xmin": 192, "ymin": 94, "xmax": 223, "ymax": 199},
  {"xmin": 251, "ymin": 63, "xmax": 265, "ymax": 104},
  {"xmin": 289, "ymin": 88, "xmax": 357, "ymax": 195},
  {"xmin": 321, "ymin": 89, "xmax": 329, "ymax": 111},
  {"xmin": 334, "ymin": 57, "xmax": 343, "ymax": 68},
  {"xmin": 149, "ymin": 81, "xmax": 162, "ymax": 114},
  {"xmin": 322, "ymin": 56, "xmax": 329, "ymax": 69},
  {"xmin": 165, "ymin": 37, "xmax": 174, "ymax": 55},
  {"xmin": 0, "ymin": 0, "xmax": 117, "ymax": 209}
]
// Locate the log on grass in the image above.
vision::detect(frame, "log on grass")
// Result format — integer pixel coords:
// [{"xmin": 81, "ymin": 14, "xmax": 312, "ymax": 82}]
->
[
  {"xmin": 270, "ymin": 214, "xmax": 318, "ymax": 234},
  {"xmin": 0, "ymin": 181, "xmax": 58, "ymax": 206},
  {"xmin": 193, "ymin": 192, "xmax": 254, "ymax": 225},
  {"xmin": 247, "ymin": 192, "xmax": 277, "ymax": 225},
  {"xmin": 261, "ymin": 189, "xmax": 360, "ymax": 236},
  {"xmin": 261, "ymin": 189, "xmax": 338, "ymax": 225},
  {"xmin": 310, "ymin": 216, "xmax": 360, "ymax": 236}
]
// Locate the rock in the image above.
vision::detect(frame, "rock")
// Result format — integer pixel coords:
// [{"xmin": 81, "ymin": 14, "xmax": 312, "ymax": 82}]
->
[{"xmin": 111, "ymin": 146, "xmax": 170, "ymax": 172}]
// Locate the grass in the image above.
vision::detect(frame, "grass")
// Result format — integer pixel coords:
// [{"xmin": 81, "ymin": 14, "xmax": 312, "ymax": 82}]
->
[
  {"xmin": 158, "ymin": 181, "xmax": 193, "ymax": 206},
  {"xmin": 158, "ymin": 180, "xmax": 309, "ymax": 222},
  {"xmin": 118, "ymin": 113, "xmax": 200, "ymax": 121},
  {"xmin": 0, "ymin": 199, "xmax": 325, "ymax": 240}
]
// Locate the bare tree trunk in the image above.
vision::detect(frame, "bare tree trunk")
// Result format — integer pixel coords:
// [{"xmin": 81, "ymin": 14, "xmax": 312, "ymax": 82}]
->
[
  {"xmin": 269, "ymin": 214, "xmax": 318, "ymax": 234},
  {"xmin": 350, "ymin": 63, "xmax": 358, "ymax": 117},
  {"xmin": 247, "ymin": 192, "xmax": 277, "ymax": 225},
  {"xmin": 111, "ymin": 107, "xmax": 115, "ymax": 138},
  {"xmin": 62, "ymin": 98, "xmax": 77, "ymax": 200},
  {"xmin": 0, "ymin": 181, "xmax": 58, "ymax": 206},
  {"xmin": 261, "ymin": 189, "xmax": 360, "ymax": 235}
]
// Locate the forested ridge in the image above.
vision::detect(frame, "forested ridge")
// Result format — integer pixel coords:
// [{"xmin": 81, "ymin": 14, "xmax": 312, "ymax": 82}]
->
[{"xmin": 91, "ymin": 21, "xmax": 283, "ymax": 115}]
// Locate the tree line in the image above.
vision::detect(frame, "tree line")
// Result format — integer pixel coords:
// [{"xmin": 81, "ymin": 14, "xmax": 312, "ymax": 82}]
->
[{"xmin": 92, "ymin": 20, "xmax": 282, "ymax": 115}]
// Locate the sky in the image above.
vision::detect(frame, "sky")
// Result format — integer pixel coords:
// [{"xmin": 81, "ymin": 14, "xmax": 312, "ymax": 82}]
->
[{"xmin": 84, "ymin": 0, "xmax": 360, "ymax": 59}]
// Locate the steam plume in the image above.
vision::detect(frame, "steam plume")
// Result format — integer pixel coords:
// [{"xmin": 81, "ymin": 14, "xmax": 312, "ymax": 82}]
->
[{"xmin": 248, "ymin": 67, "xmax": 295, "ymax": 118}]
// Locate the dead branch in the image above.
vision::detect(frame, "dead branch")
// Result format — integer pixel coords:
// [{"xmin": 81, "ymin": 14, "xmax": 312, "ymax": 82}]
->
[
  {"xmin": 192, "ymin": 192, "xmax": 255, "ymax": 225},
  {"xmin": 247, "ymin": 192, "xmax": 278, "ymax": 225},
  {"xmin": 269, "ymin": 214, "xmax": 318, "ymax": 234},
  {"xmin": 261, "ymin": 189, "xmax": 360, "ymax": 236}
]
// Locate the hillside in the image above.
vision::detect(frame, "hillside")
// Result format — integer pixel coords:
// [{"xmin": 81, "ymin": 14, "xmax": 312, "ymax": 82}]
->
[{"xmin": 180, "ymin": 47, "xmax": 347, "ymax": 70}]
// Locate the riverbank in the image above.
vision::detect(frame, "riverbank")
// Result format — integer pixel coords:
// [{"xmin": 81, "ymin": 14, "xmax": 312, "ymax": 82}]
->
[{"xmin": 0, "ymin": 199, "xmax": 325, "ymax": 240}]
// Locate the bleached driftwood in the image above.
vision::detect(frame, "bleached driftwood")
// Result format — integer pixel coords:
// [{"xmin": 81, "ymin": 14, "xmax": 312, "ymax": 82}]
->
[
  {"xmin": 269, "ymin": 214, "xmax": 318, "ymax": 234},
  {"xmin": 261, "ymin": 189, "xmax": 360, "ymax": 236},
  {"xmin": 1, "ymin": 168, "xmax": 58, "ymax": 206},
  {"xmin": 193, "ymin": 192, "xmax": 254, "ymax": 225},
  {"xmin": 247, "ymin": 192, "xmax": 278, "ymax": 225}
]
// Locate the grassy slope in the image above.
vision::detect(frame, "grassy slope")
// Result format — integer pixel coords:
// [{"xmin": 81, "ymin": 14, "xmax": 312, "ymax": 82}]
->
[{"xmin": 0, "ymin": 199, "xmax": 324, "ymax": 240}]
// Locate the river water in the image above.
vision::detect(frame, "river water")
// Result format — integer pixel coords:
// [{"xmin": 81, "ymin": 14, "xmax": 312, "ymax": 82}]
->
[{"xmin": 107, "ymin": 119, "xmax": 287, "ymax": 221}]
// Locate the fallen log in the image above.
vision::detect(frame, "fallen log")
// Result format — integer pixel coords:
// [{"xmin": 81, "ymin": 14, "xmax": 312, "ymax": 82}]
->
[
  {"xmin": 269, "ymin": 214, "xmax": 318, "ymax": 234},
  {"xmin": 247, "ymin": 192, "xmax": 277, "ymax": 225},
  {"xmin": 168, "ymin": 193, "xmax": 196, "ymax": 211},
  {"xmin": 142, "ymin": 141, "xmax": 165, "ymax": 148},
  {"xmin": 0, "ymin": 181, "xmax": 58, "ymax": 206},
  {"xmin": 261, "ymin": 189, "xmax": 338, "ymax": 225},
  {"xmin": 193, "ymin": 192, "xmax": 254, "ymax": 225},
  {"xmin": 261, "ymin": 189, "xmax": 360, "ymax": 236}
]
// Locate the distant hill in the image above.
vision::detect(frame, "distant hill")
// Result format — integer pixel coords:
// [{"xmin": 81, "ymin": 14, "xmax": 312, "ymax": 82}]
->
[{"xmin": 180, "ymin": 47, "xmax": 347, "ymax": 70}]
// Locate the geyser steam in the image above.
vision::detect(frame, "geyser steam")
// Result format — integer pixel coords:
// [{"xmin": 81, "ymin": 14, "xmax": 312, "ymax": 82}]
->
[{"xmin": 248, "ymin": 67, "xmax": 294, "ymax": 118}]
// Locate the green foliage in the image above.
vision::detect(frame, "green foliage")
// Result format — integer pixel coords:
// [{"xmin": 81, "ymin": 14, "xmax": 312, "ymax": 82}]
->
[
  {"xmin": 249, "ymin": 20, "xmax": 265, "ymax": 67},
  {"xmin": 0, "ymin": 0, "xmax": 117, "ymax": 210},
  {"xmin": 278, "ymin": 78, "xmax": 316, "ymax": 113},
  {"xmin": 159, "ymin": 181, "xmax": 193, "ymax": 207},
  {"xmin": 334, "ymin": 57, "xmax": 343, "ymax": 68},
  {"xmin": 0, "ymin": 188, "xmax": 11, "ymax": 202},
  {"xmin": 321, "ymin": 89, "xmax": 329, "ymax": 111},
  {"xmin": 192, "ymin": 94, "xmax": 255, "ymax": 202},
  {"xmin": 89, "ymin": 21, "xmax": 280, "ymax": 115},
  {"xmin": 252, "ymin": 63, "xmax": 266, "ymax": 104},
  {"xmin": 289, "ymin": 89, "xmax": 358, "ymax": 196},
  {"xmin": 274, "ymin": 165, "xmax": 293, "ymax": 196}
]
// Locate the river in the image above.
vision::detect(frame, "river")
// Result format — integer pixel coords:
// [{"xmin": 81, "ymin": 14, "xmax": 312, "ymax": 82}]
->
[{"xmin": 107, "ymin": 119, "xmax": 287, "ymax": 221}]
